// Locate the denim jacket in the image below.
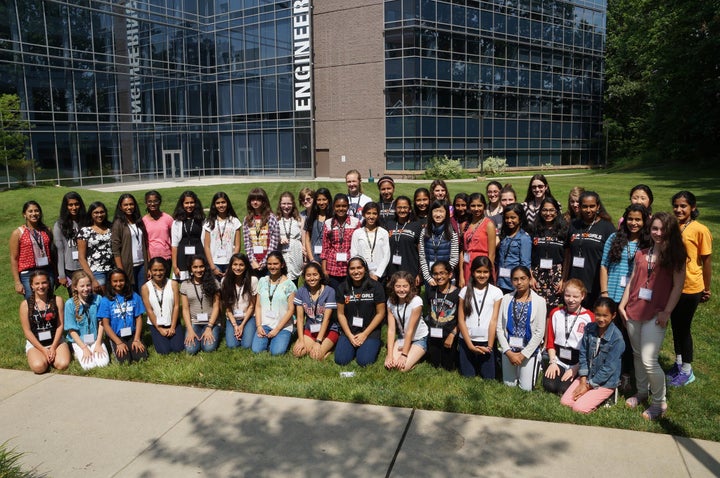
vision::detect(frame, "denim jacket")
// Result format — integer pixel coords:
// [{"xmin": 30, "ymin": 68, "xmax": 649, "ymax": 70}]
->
[{"xmin": 578, "ymin": 321, "xmax": 625, "ymax": 389}]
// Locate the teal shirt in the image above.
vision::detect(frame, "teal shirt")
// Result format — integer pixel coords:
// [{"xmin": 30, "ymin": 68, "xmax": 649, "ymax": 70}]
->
[
  {"xmin": 64, "ymin": 294, "xmax": 102, "ymax": 343},
  {"xmin": 601, "ymin": 233, "xmax": 639, "ymax": 303}
]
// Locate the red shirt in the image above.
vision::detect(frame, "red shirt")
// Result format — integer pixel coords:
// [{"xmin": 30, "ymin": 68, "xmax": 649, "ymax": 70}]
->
[{"xmin": 322, "ymin": 216, "xmax": 360, "ymax": 277}]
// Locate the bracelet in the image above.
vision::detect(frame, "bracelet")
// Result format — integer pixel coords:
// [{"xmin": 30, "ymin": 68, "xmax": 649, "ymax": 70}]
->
[
  {"xmin": 401, "ymin": 353, "xmax": 408, "ymax": 357},
  {"xmin": 315, "ymin": 339, "xmax": 322, "ymax": 344},
  {"xmin": 601, "ymin": 290, "xmax": 608, "ymax": 294}
]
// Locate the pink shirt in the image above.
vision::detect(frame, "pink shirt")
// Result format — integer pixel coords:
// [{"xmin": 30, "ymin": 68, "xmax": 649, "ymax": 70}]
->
[
  {"xmin": 626, "ymin": 247, "xmax": 675, "ymax": 321},
  {"xmin": 143, "ymin": 212, "xmax": 173, "ymax": 260}
]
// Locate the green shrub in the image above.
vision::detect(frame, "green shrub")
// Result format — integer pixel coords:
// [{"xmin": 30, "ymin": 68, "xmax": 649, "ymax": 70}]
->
[
  {"xmin": 482, "ymin": 156, "xmax": 507, "ymax": 175},
  {"xmin": 422, "ymin": 155, "xmax": 466, "ymax": 179}
]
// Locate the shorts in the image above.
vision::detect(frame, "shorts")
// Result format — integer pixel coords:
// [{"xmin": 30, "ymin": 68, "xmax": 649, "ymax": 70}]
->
[
  {"xmin": 304, "ymin": 328, "xmax": 340, "ymax": 344},
  {"xmin": 25, "ymin": 340, "xmax": 50, "ymax": 353},
  {"xmin": 397, "ymin": 336, "xmax": 428, "ymax": 351}
]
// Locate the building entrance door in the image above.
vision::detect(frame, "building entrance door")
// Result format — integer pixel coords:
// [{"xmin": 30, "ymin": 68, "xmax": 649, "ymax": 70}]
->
[{"xmin": 162, "ymin": 150, "xmax": 183, "ymax": 179}]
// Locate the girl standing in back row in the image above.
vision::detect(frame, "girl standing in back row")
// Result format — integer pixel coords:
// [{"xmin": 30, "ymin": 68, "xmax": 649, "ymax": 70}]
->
[{"xmin": 243, "ymin": 188, "xmax": 280, "ymax": 277}]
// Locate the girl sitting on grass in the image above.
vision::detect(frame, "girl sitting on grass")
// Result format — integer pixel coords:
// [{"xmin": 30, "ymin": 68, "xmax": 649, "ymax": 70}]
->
[
  {"xmin": 99, "ymin": 268, "xmax": 148, "ymax": 363},
  {"xmin": 385, "ymin": 271, "xmax": 428, "ymax": 372},
  {"xmin": 292, "ymin": 261, "xmax": 338, "ymax": 360}
]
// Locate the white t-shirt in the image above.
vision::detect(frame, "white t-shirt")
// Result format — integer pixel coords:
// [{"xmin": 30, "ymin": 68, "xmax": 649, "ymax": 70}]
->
[
  {"xmin": 458, "ymin": 284, "xmax": 503, "ymax": 341},
  {"xmin": 387, "ymin": 295, "xmax": 427, "ymax": 344},
  {"xmin": 230, "ymin": 276, "xmax": 259, "ymax": 318},
  {"xmin": 203, "ymin": 217, "xmax": 242, "ymax": 265},
  {"xmin": 144, "ymin": 280, "xmax": 175, "ymax": 327}
]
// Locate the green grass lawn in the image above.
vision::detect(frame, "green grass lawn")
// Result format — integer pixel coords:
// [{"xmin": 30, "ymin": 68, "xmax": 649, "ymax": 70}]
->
[{"xmin": 1, "ymin": 165, "xmax": 718, "ymax": 441}]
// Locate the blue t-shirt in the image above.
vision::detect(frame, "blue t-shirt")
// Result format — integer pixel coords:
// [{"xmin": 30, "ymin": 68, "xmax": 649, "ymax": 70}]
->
[
  {"xmin": 98, "ymin": 293, "xmax": 145, "ymax": 335},
  {"xmin": 64, "ymin": 294, "xmax": 102, "ymax": 343},
  {"xmin": 293, "ymin": 285, "xmax": 339, "ymax": 333},
  {"xmin": 601, "ymin": 232, "xmax": 639, "ymax": 303}
]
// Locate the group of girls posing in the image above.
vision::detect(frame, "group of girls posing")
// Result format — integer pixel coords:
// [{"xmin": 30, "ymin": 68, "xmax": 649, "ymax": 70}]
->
[{"xmin": 14, "ymin": 180, "xmax": 712, "ymax": 420}]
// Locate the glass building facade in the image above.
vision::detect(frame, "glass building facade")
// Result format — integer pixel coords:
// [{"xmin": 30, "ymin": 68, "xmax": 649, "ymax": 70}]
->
[
  {"xmin": 0, "ymin": 0, "xmax": 312, "ymax": 185},
  {"xmin": 384, "ymin": 0, "xmax": 606, "ymax": 170}
]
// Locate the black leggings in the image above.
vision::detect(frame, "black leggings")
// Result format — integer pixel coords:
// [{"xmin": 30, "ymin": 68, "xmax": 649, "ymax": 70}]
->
[{"xmin": 670, "ymin": 292, "xmax": 702, "ymax": 364}]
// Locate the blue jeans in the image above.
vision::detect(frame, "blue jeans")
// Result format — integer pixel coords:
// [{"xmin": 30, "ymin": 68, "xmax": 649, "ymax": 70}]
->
[
  {"xmin": 251, "ymin": 325, "xmax": 291, "ymax": 355},
  {"xmin": 93, "ymin": 271, "xmax": 107, "ymax": 286},
  {"xmin": 458, "ymin": 340, "xmax": 496, "ymax": 379},
  {"xmin": 149, "ymin": 325, "xmax": 185, "ymax": 355},
  {"xmin": 185, "ymin": 324, "xmax": 220, "ymax": 355},
  {"xmin": 225, "ymin": 318, "xmax": 256, "ymax": 349},
  {"xmin": 132, "ymin": 264, "xmax": 146, "ymax": 293},
  {"xmin": 334, "ymin": 335, "xmax": 381, "ymax": 366}
]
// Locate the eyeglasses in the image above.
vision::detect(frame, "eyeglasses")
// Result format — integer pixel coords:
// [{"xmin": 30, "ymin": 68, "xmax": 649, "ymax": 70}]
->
[
  {"xmin": 541, "ymin": 208, "xmax": 557, "ymax": 214},
  {"xmin": 302, "ymin": 197, "xmax": 313, "ymax": 203}
]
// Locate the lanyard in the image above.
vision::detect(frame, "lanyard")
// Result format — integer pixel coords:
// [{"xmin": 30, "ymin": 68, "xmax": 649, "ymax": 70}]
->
[
  {"xmin": 115, "ymin": 297, "xmax": 132, "ymax": 328},
  {"xmin": 502, "ymin": 235, "xmax": 519, "ymax": 261},
  {"xmin": 564, "ymin": 307, "xmax": 582, "ymax": 344},
  {"xmin": 313, "ymin": 219, "xmax": 323, "ymax": 245},
  {"xmin": 626, "ymin": 241, "xmax": 636, "ymax": 269},
  {"xmin": 217, "ymin": 218, "xmax": 227, "ymax": 246},
  {"xmin": 333, "ymin": 217, "xmax": 347, "ymax": 246},
  {"xmin": 364, "ymin": 227, "xmax": 378, "ymax": 260},
  {"xmin": 472, "ymin": 285, "xmax": 489, "ymax": 326},
  {"xmin": 511, "ymin": 296, "xmax": 530, "ymax": 338},
  {"xmin": 349, "ymin": 285, "xmax": 360, "ymax": 323},
  {"xmin": 381, "ymin": 200, "xmax": 395, "ymax": 213},
  {"xmin": 253, "ymin": 217, "xmax": 264, "ymax": 241},
  {"xmin": 153, "ymin": 281, "xmax": 165, "ymax": 316},
  {"xmin": 267, "ymin": 279, "xmax": 280, "ymax": 305},
  {"xmin": 192, "ymin": 281, "xmax": 204, "ymax": 309},
  {"xmin": 281, "ymin": 218, "xmax": 293, "ymax": 240},
  {"xmin": 30, "ymin": 229, "xmax": 47, "ymax": 257},
  {"xmin": 645, "ymin": 247, "xmax": 656, "ymax": 286},
  {"xmin": 393, "ymin": 221, "xmax": 409, "ymax": 253},
  {"xmin": 465, "ymin": 219, "xmax": 482, "ymax": 248},
  {"xmin": 183, "ymin": 219, "xmax": 195, "ymax": 238},
  {"xmin": 308, "ymin": 286, "xmax": 323, "ymax": 322},
  {"xmin": 395, "ymin": 302, "xmax": 409, "ymax": 337},
  {"xmin": 33, "ymin": 301, "xmax": 51, "ymax": 327},
  {"xmin": 433, "ymin": 288, "xmax": 450, "ymax": 320}
]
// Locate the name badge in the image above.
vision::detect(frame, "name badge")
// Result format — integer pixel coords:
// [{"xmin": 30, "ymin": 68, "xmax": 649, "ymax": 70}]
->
[
  {"xmin": 509, "ymin": 336, "xmax": 524, "ymax": 348},
  {"xmin": 309, "ymin": 323, "xmax": 321, "ymax": 333},
  {"xmin": 540, "ymin": 258, "xmax": 553, "ymax": 270},
  {"xmin": 120, "ymin": 327, "xmax": 132, "ymax": 337},
  {"xmin": 265, "ymin": 310, "xmax": 277, "ymax": 320},
  {"xmin": 499, "ymin": 267, "xmax": 511, "ymax": 278},
  {"xmin": 392, "ymin": 254, "xmax": 402, "ymax": 265},
  {"xmin": 464, "ymin": 252, "xmax": 470, "ymax": 263},
  {"xmin": 71, "ymin": 250, "xmax": 79, "ymax": 260},
  {"xmin": 83, "ymin": 334, "xmax": 95, "ymax": 344},
  {"xmin": 314, "ymin": 245, "xmax": 322, "ymax": 254},
  {"xmin": 352, "ymin": 316, "xmax": 363, "ymax": 327},
  {"xmin": 36, "ymin": 256, "xmax": 49, "ymax": 267},
  {"xmin": 184, "ymin": 246, "xmax": 196, "ymax": 255},
  {"xmin": 179, "ymin": 270, "xmax": 189, "ymax": 281},
  {"xmin": 620, "ymin": 275, "xmax": 628, "ymax": 287},
  {"xmin": 38, "ymin": 330, "xmax": 52, "ymax": 341},
  {"xmin": 336, "ymin": 252, "xmax": 348, "ymax": 262},
  {"xmin": 367, "ymin": 261, "xmax": 377, "ymax": 271},
  {"xmin": 430, "ymin": 327, "xmax": 443, "ymax": 338},
  {"xmin": 215, "ymin": 250, "xmax": 227, "ymax": 261},
  {"xmin": 572, "ymin": 256, "xmax": 585, "ymax": 268},
  {"xmin": 196, "ymin": 312, "xmax": 209, "ymax": 323},
  {"xmin": 233, "ymin": 309, "xmax": 244, "ymax": 318},
  {"xmin": 469, "ymin": 327, "xmax": 485, "ymax": 338},
  {"xmin": 253, "ymin": 245, "xmax": 264, "ymax": 254},
  {"xmin": 639, "ymin": 287, "xmax": 653, "ymax": 301},
  {"xmin": 559, "ymin": 347, "xmax": 572, "ymax": 360}
]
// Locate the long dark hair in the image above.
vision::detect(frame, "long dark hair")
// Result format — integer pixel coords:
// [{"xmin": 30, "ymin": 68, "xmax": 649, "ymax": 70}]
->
[
  {"xmin": 106, "ymin": 268, "xmax": 133, "ymax": 301},
  {"xmin": 173, "ymin": 190, "xmax": 205, "ymax": 222},
  {"xmin": 672, "ymin": 190, "xmax": 700, "ymax": 220},
  {"xmin": 345, "ymin": 256, "xmax": 371, "ymax": 291},
  {"xmin": 530, "ymin": 197, "xmax": 567, "ymax": 239},
  {"xmin": 307, "ymin": 188, "xmax": 332, "ymax": 228},
  {"xmin": 578, "ymin": 191, "xmax": 612, "ymax": 223},
  {"xmin": 463, "ymin": 256, "xmax": 494, "ymax": 317},
  {"xmin": 523, "ymin": 174, "xmax": 554, "ymax": 203},
  {"xmin": 187, "ymin": 255, "xmax": 219, "ymax": 296},
  {"xmin": 22, "ymin": 200, "xmax": 51, "ymax": 237},
  {"xmin": 394, "ymin": 195, "xmax": 416, "ymax": 222},
  {"xmin": 413, "ymin": 187, "xmax": 430, "ymax": 218},
  {"xmin": 424, "ymin": 201, "xmax": 453, "ymax": 240},
  {"xmin": 650, "ymin": 212, "xmax": 687, "ymax": 271},
  {"xmin": 113, "ymin": 193, "xmax": 143, "ymax": 225},
  {"xmin": 244, "ymin": 187, "xmax": 272, "ymax": 227},
  {"xmin": 221, "ymin": 253, "xmax": 253, "ymax": 310},
  {"xmin": 207, "ymin": 191, "xmax": 239, "ymax": 229},
  {"xmin": 607, "ymin": 204, "xmax": 651, "ymax": 264},
  {"xmin": 500, "ymin": 203, "xmax": 526, "ymax": 238},
  {"xmin": 85, "ymin": 201, "xmax": 112, "ymax": 229},
  {"xmin": 26, "ymin": 269, "xmax": 59, "ymax": 320},
  {"xmin": 453, "ymin": 192, "xmax": 469, "ymax": 224},
  {"xmin": 58, "ymin": 192, "xmax": 86, "ymax": 240},
  {"xmin": 387, "ymin": 270, "xmax": 417, "ymax": 305}
]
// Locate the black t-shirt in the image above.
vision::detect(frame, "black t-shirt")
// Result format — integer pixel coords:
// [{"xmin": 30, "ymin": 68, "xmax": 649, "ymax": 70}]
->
[
  {"xmin": 378, "ymin": 201, "xmax": 396, "ymax": 230},
  {"xmin": 424, "ymin": 286, "xmax": 460, "ymax": 337},
  {"xmin": 565, "ymin": 219, "xmax": 615, "ymax": 306},
  {"xmin": 385, "ymin": 220, "xmax": 422, "ymax": 278},
  {"xmin": 336, "ymin": 279, "xmax": 386, "ymax": 339},
  {"xmin": 531, "ymin": 228, "xmax": 566, "ymax": 267}
]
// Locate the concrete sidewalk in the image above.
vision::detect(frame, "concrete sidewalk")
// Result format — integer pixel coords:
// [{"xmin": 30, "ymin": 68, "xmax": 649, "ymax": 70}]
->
[{"xmin": 1, "ymin": 369, "xmax": 718, "ymax": 477}]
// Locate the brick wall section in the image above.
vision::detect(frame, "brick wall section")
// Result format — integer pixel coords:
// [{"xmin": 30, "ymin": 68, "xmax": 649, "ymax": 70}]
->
[{"xmin": 313, "ymin": 0, "xmax": 386, "ymax": 180}]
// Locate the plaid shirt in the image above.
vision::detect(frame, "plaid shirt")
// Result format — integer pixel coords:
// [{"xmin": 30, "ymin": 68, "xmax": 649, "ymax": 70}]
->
[
  {"xmin": 321, "ymin": 216, "xmax": 361, "ymax": 277},
  {"xmin": 243, "ymin": 214, "xmax": 280, "ymax": 268}
]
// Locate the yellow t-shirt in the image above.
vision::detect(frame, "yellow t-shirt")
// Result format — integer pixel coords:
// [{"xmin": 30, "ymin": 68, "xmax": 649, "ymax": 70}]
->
[{"xmin": 681, "ymin": 221, "xmax": 712, "ymax": 294}]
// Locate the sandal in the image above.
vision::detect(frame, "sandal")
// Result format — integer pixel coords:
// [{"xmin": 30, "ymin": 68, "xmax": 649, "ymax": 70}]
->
[
  {"xmin": 625, "ymin": 395, "xmax": 647, "ymax": 409},
  {"xmin": 642, "ymin": 403, "xmax": 667, "ymax": 421}
]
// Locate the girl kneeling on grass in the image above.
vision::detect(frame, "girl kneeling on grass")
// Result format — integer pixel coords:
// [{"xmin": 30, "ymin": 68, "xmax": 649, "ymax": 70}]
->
[
  {"xmin": 560, "ymin": 297, "xmax": 625, "ymax": 413},
  {"xmin": 181, "ymin": 256, "xmax": 221, "ymax": 354},
  {"xmin": 252, "ymin": 251, "xmax": 297, "ymax": 355},
  {"xmin": 221, "ymin": 253, "xmax": 258, "ymax": 349},
  {"xmin": 497, "ymin": 266, "xmax": 547, "ymax": 391},
  {"xmin": 543, "ymin": 279, "xmax": 594, "ymax": 395},
  {"xmin": 385, "ymin": 271, "xmax": 428, "ymax": 372},
  {"xmin": 99, "ymin": 269, "xmax": 148, "ymax": 363},
  {"xmin": 64, "ymin": 270, "xmax": 109, "ymax": 369},
  {"xmin": 293, "ymin": 261, "xmax": 338, "ymax": 360},
  {"xmin": 20, "ymin": 269, "xmax": 70, "ymax": 373},
  {"xmin": 142, "ymin": 257, "xmax": 184, "ymax": 355}
]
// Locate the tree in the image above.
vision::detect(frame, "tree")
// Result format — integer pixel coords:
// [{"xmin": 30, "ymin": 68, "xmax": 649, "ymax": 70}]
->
[{"xmin": 0, "ymin": 93, "xmax": 32, "ymax": 182}]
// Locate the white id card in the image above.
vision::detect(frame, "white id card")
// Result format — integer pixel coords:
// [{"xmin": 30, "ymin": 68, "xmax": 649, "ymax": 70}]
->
[
  {"xmin": 313, "ymin": 245, "xmax": 322, "ymax": 254},
  {"xmin": 464, "ymin": 252, "xmax": 470, "ymax": 263},
  {"xmin": 179, "ymin": 270, "xmax": 189, "ymax": 281},
  {"xmin": 352, "ymin": 316, "xmax": 363, "ymax": 327},
  {"xmin": 509, "ymin": 336, "xmax": 524, "ymax": 348},
  {"xmin": 120, "ymin": 327, "xmax": 132, "ymax": 337},
  {"xmin": 38, "ymin": 330, "xmax": 52, "ymax": 341},
  {"xmin": 184, "ymin": 246, "xmax": 196, "ymax": 255},
  {"xmin": 36, "ymin": 256, "xmax": 49, "ymax": 266},
  {"xmin": 620, "ymin": 275, "xmax": 628, "ymax": 287},
  {"xmin": 499, "ymin": 267, "xmax": 511, "ymax": 278},
  {"xmin": 336, "ymin": 252, "xmax": 348, "ymax": 262},
  {"xmin": 309, "ymin": 323, "xmax": 321, "ymax": 333},
  {"xmin": 430, "ymin": 327, "xmax": 443, "ymax": 338},
  {"xmin": 71, "ymin": 250, "xmax": 79, "ymax": 260},
  {"xmin": 540, "ymin": 258, "xmax": 553, "ymax": 270},
  {"xmin": 265, "ymin": 310, "xmax": 277, "ymax": 320},
  {"xmin": 572, "ymin": 256, "xmax": 585, "ymax": 268},
  {"xmin": 392, "ymin": 254, "xmax": 402, "ymax": 265},
  {"xmin": 639, "ymin": 287, "xmax": 653, "ymax": 301},
  {"xmin": 83, "ymin": 334, "xmax": 95, "ymax": 344},
  {"xmin": 253, "ymin": 245, "xmax": 264, "ymax": 254},
  {"xmin": 196, "ymin": 312, "xmax": 209, "ymax": 323},
  {"xmin": 559, "ymin": 348, "xmax": 572, "ymax": 360},
  {"xmin": 367, "ymin": 261, "xmax": 377, "ymax": 271},
  {"xmin": 469, "ymin": 327, "xmax": 484, "ymax": 338},
  {"xmin": 215, "ymin": 250, "xmax": 227, "ymax": 261},
  {"xmin": 233, "ymin": 309, "xmax": 244, "ymax": 318}
]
